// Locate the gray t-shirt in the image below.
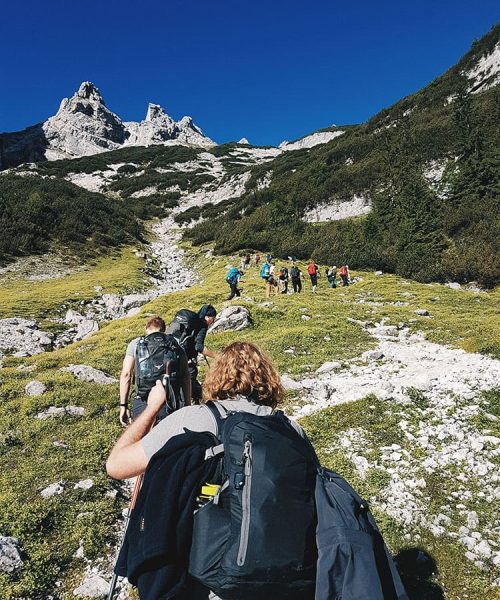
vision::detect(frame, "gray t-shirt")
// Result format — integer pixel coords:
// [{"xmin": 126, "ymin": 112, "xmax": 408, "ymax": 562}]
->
[
  {"xmin": 142, "ymin": 397, "xmax": 302, "ymax": 460},
  {"xmin": 125, "ymin": 338, "xmax": 139, "ymax": 359}
]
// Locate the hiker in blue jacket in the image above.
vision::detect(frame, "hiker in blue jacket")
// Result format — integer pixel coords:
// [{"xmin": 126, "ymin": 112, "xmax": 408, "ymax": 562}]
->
[{"xmin": 226, "ymin": 267, "xmax": 243, "ymax": 300}]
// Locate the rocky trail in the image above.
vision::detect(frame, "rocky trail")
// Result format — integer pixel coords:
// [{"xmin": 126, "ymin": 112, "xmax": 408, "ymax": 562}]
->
[
  {"xmin": 0, "ymin": 217, "xmax": 196, "ymax": 361},
  {"xmin": 287, "ymin": 320, "xmax": 500, "ymax": 579}
]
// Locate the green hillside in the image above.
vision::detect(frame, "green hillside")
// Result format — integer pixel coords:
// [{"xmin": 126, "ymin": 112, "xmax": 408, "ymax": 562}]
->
[
  {"xmin": 0, "ymin": 246, "xmax": 499, "ymax": 598},
  {"xmin": 185, "ymin": 25, "xmax": 500, "ymax": 286}
]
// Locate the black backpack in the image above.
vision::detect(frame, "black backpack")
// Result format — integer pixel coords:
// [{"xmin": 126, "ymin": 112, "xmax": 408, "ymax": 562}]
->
[
  {"xmin": 134, "ymin": 332, "xmax": 185, "ymax": 413},
  {"xmin": 291, "ymin": 266, "xmax": 300, "ymax": 278},
  {"xmin": 167, "ymin": 309, "xmax": 201, "ymax": 355},
  {"xmin": 189, "ymin": 402, "xmax": 318, "ymax": 599}
]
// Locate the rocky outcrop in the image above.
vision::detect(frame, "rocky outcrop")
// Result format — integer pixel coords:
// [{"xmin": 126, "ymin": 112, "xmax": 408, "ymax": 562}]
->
[
  {"xmin": 0, "ymin": 536, "xmax": 23, "ymax": 574},
  {"xmin": 25, "ymin": 380, "xmax": 47, "ymax": 396},
  {"xmin": 0, "ymin": 82, "xmax": 214, "ymax": 168},
  {"xmin": 208, "ymin": 306, "xmax": 251, "ymax": 333},
  {"xmin": 0, "ymin": 318, "xmax": 53, "ymax": 357},
  {"xmin": 40, "ymin": 481, "xmax": 65, "ymax": 498},
  {"xmin": 125, "ymin": 104, "xmax": 214, "ymax": 148},
  {"xmin": 73, "ymin": 572, "xmax": 109, "ymax": 597},
  {"xmin": 36, "ymin": 406, "xmax": 85, "ymax": 419},
  {"xmin": 61, "ymin": 364, "xmax": 117, "ymax": 385}
]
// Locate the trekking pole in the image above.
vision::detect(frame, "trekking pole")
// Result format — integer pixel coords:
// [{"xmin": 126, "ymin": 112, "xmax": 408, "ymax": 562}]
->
[
  {"xmin": 107, "ymin": 470, "xmax": 144, "ymax": 599},
  {"xmin": 107, "ymin": 378, "xmax": 169, "ymax": 599}
]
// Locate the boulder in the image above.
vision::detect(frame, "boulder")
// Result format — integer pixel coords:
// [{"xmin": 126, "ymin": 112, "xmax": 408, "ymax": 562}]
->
[
  {"xmin": 41, "ymin": 481, "xmax": 64, "ymax": 498},
  {"xmin": 74, "ymin": 319, "xmax": 99, "ymax": 341},
  {"xmin": 414, "ymin": 309, "xmax": 430, "ymax": 316},
  {"xmin": 25, "ymin": 380, "xmax": 47, "ymax": 396},
  {"xmin": 121, "ymin": 293, "xmax": 152, "ymax": 311},
  {"xmin": 0, "ymin": 536, "xmax": 23, "ymax": 574},
  {"xmin": 208, "ymin": 306, "xmax": 251, "ymax": 333},
  {"xmin": 74, "ymin": 479, "xmax": 94, "ymax": 490},
  {"xmin": 0, "ymin": 317, "xmax": 54, "ymax": 356},
  {"xmin": 36, "ymin": 406, "xmax": 85, "ymax": 419},
  {"xmin": 61, "ymin": 364, "xmax": 117, "ymax": 384},
  {"xmin": 301, "ymin": 315, "xmax": 311, "ymax": 321},
  {"xmin": 281, "ymin": 374, "xmax": 303, "ymax": 391},
  {"xmin": 316, "ymin": 361, "xmax": 342, "ymax": 374},
  {"xmin": 73, "ymin": 573, "xmax": 109, "ymax": 597},
  {"xmin": 362, "ymin": 350, "xmax": 384, "ymax": 361},
  {"xmin": 374, "ymin": 271, "xmax": 383, "ymax": 276},
  {"xmin": 445, "ymin": 282, "xmax": 462, "ymax": 290},
  {"xmin": 65, "ymin": 309, "xmax": 85, "ymax": 324}
]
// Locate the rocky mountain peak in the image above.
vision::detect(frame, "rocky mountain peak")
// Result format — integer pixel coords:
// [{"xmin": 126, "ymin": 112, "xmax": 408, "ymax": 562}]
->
[
  {"xmin": 76, "ymin": 81, "xmax": 104, "ymax": 103},
  {"xmin": 145, "ymin": 103, "xmax": 171, "ymax": 123}
]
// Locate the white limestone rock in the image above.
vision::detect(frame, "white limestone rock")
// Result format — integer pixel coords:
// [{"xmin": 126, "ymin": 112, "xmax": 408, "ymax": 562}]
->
[
  {"xmin": 281, "ymin": 375, "xmax": 303, "ymax": 391},
  {"xmin": 208, "ymin": 306, "xmax": 251, "ymax": 333},
  {"xmin": 0, "ymin": 536, "xmax": 23, "ymax": 574},
  {"xmin": 0, "ymin": 317, "xmax": 54, "ymax": 356},
  {"xmin": 75, "ymin": 319, "xmax": 99, "ymax": 341},
  {"xmin": 316, "ymin": 361, "xmax": 342, "ymax": 374},
  {"xmin": 73, "ymin": 573, "xmax": 109, "ymax": 597},
  {"xmin": 41, "ymin": 481, "xmax": 65, "ymax": 498},
  {"xmin": 61, "ymin": 364, "xmax": 117, "ymax": 384},
  {"xmin": 36, "ymin": 406, "xmax": 85, "ymax": 419},
  {"xmin": 74, "ymin": 479, "xmax": 94, "ymax": 490},
  {"xmin": 25, "ymin": 380, "xmax": 47, "ymax": 396}
]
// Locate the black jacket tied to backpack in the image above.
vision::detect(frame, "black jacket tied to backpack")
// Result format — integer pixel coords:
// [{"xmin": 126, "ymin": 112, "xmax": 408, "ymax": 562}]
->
[
  {"xmin": 115, "ymin": 430, "xmax": 219, "ymax": 600},
  {"xmin": 315, "ymin": 467, "xmax": 409, "ymax": 600}
]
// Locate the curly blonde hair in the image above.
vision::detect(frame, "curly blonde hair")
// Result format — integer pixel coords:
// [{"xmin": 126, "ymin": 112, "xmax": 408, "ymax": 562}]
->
[{"xmin": 202, "ymin": 341, "xmax": 284, "ymax": 408}]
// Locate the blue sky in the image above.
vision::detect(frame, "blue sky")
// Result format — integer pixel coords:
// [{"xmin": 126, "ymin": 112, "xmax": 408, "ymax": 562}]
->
[{"xmin": 0, "ymin": 1, "xmax": 498, "ymax": 146}]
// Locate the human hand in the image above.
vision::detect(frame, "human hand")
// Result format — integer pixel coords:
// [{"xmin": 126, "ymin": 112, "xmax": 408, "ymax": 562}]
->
[
  {"xmin": 147, "ymin": 379, "xmax": 167, "ymax": 413},
  {"xmin": 119, "ymin": 405, "xmax": 130, "ymax": 427}
]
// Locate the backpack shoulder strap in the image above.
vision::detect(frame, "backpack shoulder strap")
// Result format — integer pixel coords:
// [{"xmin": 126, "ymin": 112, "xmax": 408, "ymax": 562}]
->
[{"xmin": 205, "ymin": 400, "xmax": 228, "ymax": 436}]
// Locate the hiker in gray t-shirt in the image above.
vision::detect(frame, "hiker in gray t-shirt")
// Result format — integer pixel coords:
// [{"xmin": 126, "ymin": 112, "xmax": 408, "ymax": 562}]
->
[
  {"xmin": 119, "ymin": 315, "xmax": 190, "ymax": 426},
  {"xmin": 107, "ymin": 341, "xmax": 301, "ymax": 478}
]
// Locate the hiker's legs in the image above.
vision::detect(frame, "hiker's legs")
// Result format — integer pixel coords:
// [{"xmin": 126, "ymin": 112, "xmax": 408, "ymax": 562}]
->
[
  {"xmin": 228, "ymin": 283, "xmax": 240, "ymax": 300},
  {"xmin": 265, "ymin": 281, "xmax": 271, "ymax": 298},
  {"xmin": 188, "ymin": 361, "xmax": 202, "ymax": 404},
  {"xmin": 310, "ymin": 274, "xmax": 317, "ymax": 292},
  {"xmin": 342, "ymin": 275, "xmax": 349, "ymax": 286},
  {"xmin": 297, "ymin": 278, "xmax": 302, "ymax": 292},
  {"xmin": 292, "ymin": 278, "xmax": 298, "ymax": 293}
]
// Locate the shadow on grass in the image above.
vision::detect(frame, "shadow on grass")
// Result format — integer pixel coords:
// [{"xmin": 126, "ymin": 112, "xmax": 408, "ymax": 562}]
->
[{"xmin": 395, "ymin": 548, "xmax": 444, "ymax": 600}]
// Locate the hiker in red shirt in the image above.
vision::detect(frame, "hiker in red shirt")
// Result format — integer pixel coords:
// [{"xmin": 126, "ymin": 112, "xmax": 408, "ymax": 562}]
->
[{"xmin": 307, "ymin": 260, "xmax": 319, "ymax": 293}]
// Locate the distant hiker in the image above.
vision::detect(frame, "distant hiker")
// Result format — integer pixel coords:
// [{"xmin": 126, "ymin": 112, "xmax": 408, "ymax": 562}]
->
[
  {"xmin": 260, "ymin": 259, "xmax": 273, "ymax": 298},
  {"xmin": 290, "ymin": 263, "xmax": 302, "ymax": 293},
  {"xmin": 240, "ymin": 256, "xmax": 246, "ymax": 271},
  {"xmin": 269, "ymin": 263, "xmax": 279, "ymax": 296},
  {"xmin": 244, "ymin": 253, "xmax": 251, "ymax": 269},
  {"xmin": 339, "ymin": 264, "xmax": 349, "ymax": 286},
  {"xmin": 266, "ymin": 253, "xmax": 272, "ymax": 263},
  {"xmin": 226, "ymin": 267, "xmax": 243, "ymax": 300},
  {"xmin": 255, "ymin": 254, "xmax": 260, "ymax": 267},
  {"xmin": 119, "ymin": 316, "xmax": 191, "ymax": 426},
  {"xmin": 166, "ymin": 305, "xmax": 217, "ymax": 403},
  {"xmin": 326, "ymin": 265, "xmax": 337, "ymax": 288},
  {"xmin": 278, "ymin": 266, "xmax": 289, "ymax": 294},
  {"xmin": 307, "ymin": 260, "xmax": 319, "ymax": 293}
]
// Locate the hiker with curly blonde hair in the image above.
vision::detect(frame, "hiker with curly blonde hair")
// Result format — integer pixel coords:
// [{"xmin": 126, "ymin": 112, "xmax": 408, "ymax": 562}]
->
[{"xmin": 107, "ymin": 341, "xmax": 303, "ymax": 480}]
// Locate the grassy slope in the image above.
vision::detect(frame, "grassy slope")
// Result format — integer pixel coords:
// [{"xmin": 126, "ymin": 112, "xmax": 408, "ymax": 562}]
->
[
  {"xmin": 0, "ymin": 244, "xmax": 498, "ymax": 598},
  {"xmin": 0, "ymin": 248, "xmax": 148, "ymax": 324}
]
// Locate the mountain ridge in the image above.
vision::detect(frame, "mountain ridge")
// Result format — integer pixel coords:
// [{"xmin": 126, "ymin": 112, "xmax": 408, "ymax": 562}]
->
[{"xmin": 0, "ymin": 82, "xmax": 214, "ymax": 169}]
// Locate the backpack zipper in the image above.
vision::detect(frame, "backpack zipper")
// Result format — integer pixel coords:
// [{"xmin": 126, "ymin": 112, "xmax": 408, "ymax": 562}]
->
[{"xmin": 237, "ymin": 437, "xmax": 253, "ymax": 566}]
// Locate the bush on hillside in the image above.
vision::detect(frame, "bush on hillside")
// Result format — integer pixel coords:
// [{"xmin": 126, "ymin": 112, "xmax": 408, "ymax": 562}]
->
[{"xmin": 0, "ymin": 175, "xmax": 141, "ymax": 260}]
